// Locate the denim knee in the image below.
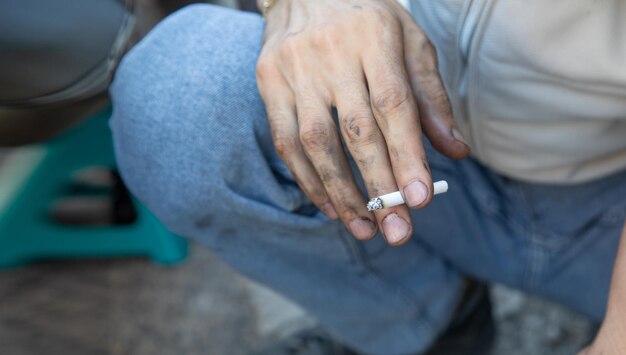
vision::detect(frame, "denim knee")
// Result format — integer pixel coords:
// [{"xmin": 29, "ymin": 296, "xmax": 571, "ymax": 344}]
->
[{"xmin": 109, "ymin": 5, "xmax": 310, "ymax": 237}]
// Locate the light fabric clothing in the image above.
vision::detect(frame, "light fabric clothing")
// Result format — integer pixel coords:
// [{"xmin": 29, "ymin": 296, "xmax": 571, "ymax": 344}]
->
[
  {"xmin": 410, "ymin": 0, "xmax": 626, "ymax": 183},
  {"xmin": 110, "ymin": 5, "xmax": 626, "ymax": 354}
]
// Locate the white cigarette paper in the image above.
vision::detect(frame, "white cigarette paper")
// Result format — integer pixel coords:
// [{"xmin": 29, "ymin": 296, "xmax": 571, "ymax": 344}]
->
[{"xmin": 366, "ymin": 180, "xmax": 449, "ymax": 211}]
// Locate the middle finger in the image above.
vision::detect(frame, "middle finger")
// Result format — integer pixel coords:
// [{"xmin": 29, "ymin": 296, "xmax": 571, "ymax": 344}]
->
[
  {"xmin": 295, "ymin": 87, "xmax": 377, "ymax": 240},
  {"xmin": 334, "ymin": 76, "xmax": 414, "ymax": 245}
]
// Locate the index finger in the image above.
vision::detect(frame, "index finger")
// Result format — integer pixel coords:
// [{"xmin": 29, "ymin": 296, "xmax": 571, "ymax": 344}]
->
[{"xmin": 361, "ymin": 21, "xmax": 433, "ymax": 210}]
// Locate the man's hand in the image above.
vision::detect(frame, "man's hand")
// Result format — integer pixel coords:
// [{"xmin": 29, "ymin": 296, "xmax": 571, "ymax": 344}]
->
[{"xmin": 256, "ymin": 0, "xmax": 470, "ymax": 245}]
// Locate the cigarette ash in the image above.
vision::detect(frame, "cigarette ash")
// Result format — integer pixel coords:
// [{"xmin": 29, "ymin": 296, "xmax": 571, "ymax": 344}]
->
[{"xmin": 367, "ymin": 197, "xmax": 384, "ymax": 212}]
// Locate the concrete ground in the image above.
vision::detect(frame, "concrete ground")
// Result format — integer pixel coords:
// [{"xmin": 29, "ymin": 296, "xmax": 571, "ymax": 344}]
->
[{"xmin": 0, "ymin": 241, "xmax": 595, "ymax": 355}]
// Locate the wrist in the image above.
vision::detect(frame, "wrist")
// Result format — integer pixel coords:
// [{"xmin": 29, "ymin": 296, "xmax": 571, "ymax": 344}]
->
[{"xmin": 592, "ymin": 317, "xmax": 626, "ymax": 353}]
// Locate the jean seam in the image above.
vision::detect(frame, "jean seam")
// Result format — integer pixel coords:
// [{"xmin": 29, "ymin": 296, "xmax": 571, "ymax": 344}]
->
[
  {"xmin": 506, "ymin": 182, "xmax": 542, "ymax": 289},
  {"xmin": 337, "ymin": 230, "xmax": 458, "ymax": 339}
]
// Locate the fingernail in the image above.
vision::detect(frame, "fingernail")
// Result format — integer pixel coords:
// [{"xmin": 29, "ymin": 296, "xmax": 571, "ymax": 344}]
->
[
  {"xmin": 383, "ymin": 214, "xmax": 410, "ymax": 244},
  {"xmin": 321, "ymin": 203, "xmax": 338, "ymax": 220},
  {"xmin": 349, "ymin": 218, "xmax": 377, "ymax": 240},
  {"xmin": 403, "ymin": 181, "xmax": 428, "ymax": 208},
  {"xmin": 452, "ymin": 128, "xmax": 468, "ymax": 146}
]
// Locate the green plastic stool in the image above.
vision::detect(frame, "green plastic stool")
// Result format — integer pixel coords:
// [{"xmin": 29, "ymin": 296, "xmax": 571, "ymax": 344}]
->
[{"xmin": 0, "ymin": 109, "xmax": 187, "ymax": 269}]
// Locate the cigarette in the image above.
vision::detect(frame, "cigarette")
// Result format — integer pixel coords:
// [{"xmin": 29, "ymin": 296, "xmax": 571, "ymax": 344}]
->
[{"xmin": 366, "ymin": 180, "xmax": 448, "ymax": 211}]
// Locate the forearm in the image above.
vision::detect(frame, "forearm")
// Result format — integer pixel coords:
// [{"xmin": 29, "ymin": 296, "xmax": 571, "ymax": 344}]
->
[
  {"xmin": 591, "ymin": 221, "xmax": 626, "ymax": 352},
  {"xmin": 608, "ymin": 222, "xmax": 626, "ymax": 313}
]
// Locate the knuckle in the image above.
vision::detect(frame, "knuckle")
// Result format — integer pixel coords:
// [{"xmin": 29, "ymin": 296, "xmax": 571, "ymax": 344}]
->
[
  {"xmin": 372, "ymin": 86, "xmax": 411, "ymax": 115},
  {"xmin": 341, "ymin": 112, "xmax": 378, "ymax": 145},
  {"xmin": 408, "ymin": 41, "xmax": 439, "ymax": 78},
  {"xmin": 267, "ymin": 109, "xmax": 299, "ymax": 157},
  {"xmin": 299, "ymin": 122, "xmax": 333, "ymax": 153},
  {"xmin": 255, "ymin": 55, "xmax": 278, "ymax": 82}
]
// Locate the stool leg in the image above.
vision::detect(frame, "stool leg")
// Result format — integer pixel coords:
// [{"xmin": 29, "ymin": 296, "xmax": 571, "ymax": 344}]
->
[{"xmin": 135, "ymin": 203, "xmax": 188, "ymax": 265}]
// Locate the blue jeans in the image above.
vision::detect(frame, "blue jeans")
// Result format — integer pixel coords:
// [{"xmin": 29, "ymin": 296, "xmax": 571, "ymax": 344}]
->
[{"xmin": 109, "ymin": 5, "xmax": 626, "ymax": 355}]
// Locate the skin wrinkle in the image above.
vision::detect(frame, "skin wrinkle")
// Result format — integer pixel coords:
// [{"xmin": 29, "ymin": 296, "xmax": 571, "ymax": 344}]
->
[
  {"xmin": 339, "ymin": 110, "xmax": 394, "ymax": 206},
  {"xmin": 428, "ymin": 90, "xmax": 453, "ymax": 119},
  {"xmin": 298, "ymin": 119, "xmax": 334, "ymax": 153},
  {"xmin": 342, "ymin": 113, "xmax": 379, "ymax": 145},
  {"xmin": 368, "ymin": 180, "xmax": 396, "ymax": 199},
  {"xmin": 337, "ymin": 194, "xmax": 360, "ymax": 219},
  {"xmin": 372, "ymin": 83, "xmax": 411, "ymax": 114},
  {"xmin": 327, "ymin": 143, "xmax": 354, "ymax": 183},
  {"xmin": 259, "ymin": 0, "xmax": 463, "ymax": 243},
  {"xmin": 416, "ymin": 78, "xmax": 449, "ymax": 110},
  {"xmin": 357, "ymin": 156, "xmax": 375, "ymax": 170},
  {"xmin": 272, "ymin": 134, "xmax": 299, "ymax": 159},
  {"xmin": 312, "ymin": 145, "xmax": 347, "ymax": 186},
  {"xmin": 285, "ymin": 29, "xmax": 304, "ymax": 38},
  {"xmin": 389, "ymin": 145, "xmax": 400, "ymax": 160},
  {"xmin": 422, "ymin": 158, "xmax": 431, "ymax": 175},
  {"xmin": 305, "ymin": 119, "xmax": 359, "ymax": 217},
  {"xmin": 369, "ymin": 186, "xmax": 382, "ymax": 198},
  {"xmin": 317, "ymin": 165, "xmax": 335, "ymax": 183},
  {"xmin": 350, "ymin": 121, "xmax": 361, "ymax": 137}
]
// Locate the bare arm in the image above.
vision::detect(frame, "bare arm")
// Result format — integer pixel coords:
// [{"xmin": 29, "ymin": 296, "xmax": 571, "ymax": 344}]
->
[{"xmin": 581, "ymin": 221, "xmax": 626, "ymax": 354}]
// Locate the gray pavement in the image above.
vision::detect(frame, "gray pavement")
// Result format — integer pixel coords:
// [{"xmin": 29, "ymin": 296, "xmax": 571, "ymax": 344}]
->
[{"xmin": 0, "ymin": 241, "xmax": 595, "ymax": 355}]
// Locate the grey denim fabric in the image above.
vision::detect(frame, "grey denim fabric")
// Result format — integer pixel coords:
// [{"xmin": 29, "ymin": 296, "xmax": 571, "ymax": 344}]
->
[
  {"xmin": 0, "ymin": 0, "xmax": 133, "ymax": 106},
  {"xmin": 110, "ymin": 5, "xmax": 626, "ymax": 355}
]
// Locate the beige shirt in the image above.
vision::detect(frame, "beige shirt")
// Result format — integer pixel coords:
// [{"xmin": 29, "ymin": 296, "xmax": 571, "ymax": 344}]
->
[{"xmin": 409, "ymin": 0, "xmax": 626, "ymax": 183}]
